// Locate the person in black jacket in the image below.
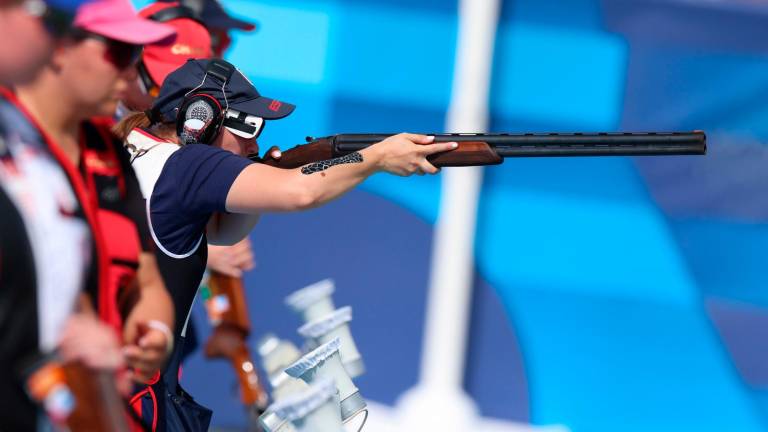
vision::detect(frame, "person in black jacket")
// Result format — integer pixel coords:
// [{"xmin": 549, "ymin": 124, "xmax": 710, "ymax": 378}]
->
[{"xmin": 0, "ymin": 1, "xmax": 127, "ymax": 429}]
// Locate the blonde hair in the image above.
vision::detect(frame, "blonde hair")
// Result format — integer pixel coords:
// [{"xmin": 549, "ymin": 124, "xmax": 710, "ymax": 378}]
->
[{"xmin": 113, "ymin": 111, "xmax": 177, "ymax": 142}]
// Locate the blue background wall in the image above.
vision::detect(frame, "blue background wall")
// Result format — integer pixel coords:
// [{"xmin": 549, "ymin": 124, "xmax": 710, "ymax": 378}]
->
[{"xmin": 132, "ymin": 0, "xmax": 768, "ymax": 430}]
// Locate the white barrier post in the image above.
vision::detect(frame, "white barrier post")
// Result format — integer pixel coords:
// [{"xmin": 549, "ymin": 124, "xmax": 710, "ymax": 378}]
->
[{"xmin": 394, "ymin": 0, "xmax": 501, "ymax": 430}]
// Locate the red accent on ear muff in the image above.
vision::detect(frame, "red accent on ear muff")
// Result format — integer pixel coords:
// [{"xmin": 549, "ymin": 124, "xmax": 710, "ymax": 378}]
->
[{"xmin": 176, "ymin": 93, "xmax": 225, "ymax": 145}]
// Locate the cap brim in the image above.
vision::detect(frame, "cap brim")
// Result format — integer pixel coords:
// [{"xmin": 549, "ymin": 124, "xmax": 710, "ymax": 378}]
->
[
  {"xmin": 230, "ymin": 97, "xmax": 295, "ymax": 120},
  {"xmin": 210, "ymin": 15, "xmax": 257, "ymax": 31},
  {"xmin": 85, "ymin": 19, "xmax": 176, "ymax": 45},
  {"xmin": 201, "ymin": 0, "xmax": 257, "ymax": 31}
]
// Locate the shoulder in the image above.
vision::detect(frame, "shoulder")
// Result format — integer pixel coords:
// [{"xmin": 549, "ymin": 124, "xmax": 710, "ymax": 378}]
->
[
  {"xmin": 169, "ymin": 143, "xmax": 238, "ymax": 160},
  {"xmin": 167, "ymin": 144, "xmax": 253, "ymax": 168},
  {"xmin": 126, "ymin": 128, "xmax": 179, "ymax": 157},
  {"xmin": 126, "ymin": 128, "xmax": 181, "ymax": 198}
]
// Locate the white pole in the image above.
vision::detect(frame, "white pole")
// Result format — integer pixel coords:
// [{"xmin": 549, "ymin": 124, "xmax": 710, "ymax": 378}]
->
[
  {"xmin": 394, "ymin": 0, "xmax": 501, "ymax": 429},
  {"xmin": 420, "ymin": 0, "xmax": 500, "ymax": 392}
]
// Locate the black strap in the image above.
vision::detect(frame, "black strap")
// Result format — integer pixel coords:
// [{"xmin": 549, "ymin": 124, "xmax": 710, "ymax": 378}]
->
[
  {"xmin": 148, "ymin": 6, "xmax": 202, "ymax": 25},
  {"xmin": 205, "ymin": 59, "xmax": 235, "ymax": 85},
  {"xmin": 136, "ymin": 60, "xmax": 158, "ymax": 95}
]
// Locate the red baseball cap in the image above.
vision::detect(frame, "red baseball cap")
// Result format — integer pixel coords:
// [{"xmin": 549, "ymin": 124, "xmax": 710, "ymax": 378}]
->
[
  {"xmin": 74, "ymin": 0, "xmax": 176, "ymax": 45},
  {"xmin": 139, "ymin": 2, "xmax": 212, "ymax": 87}
]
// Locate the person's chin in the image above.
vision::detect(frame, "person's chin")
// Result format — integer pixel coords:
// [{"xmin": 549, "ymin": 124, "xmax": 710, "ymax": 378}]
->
[{"xmin": 97, "ymin": 101, "xmax": 119, "ymax": 118}]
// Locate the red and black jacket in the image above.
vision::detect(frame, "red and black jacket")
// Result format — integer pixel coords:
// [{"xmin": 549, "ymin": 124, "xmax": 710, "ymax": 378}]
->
[{"xmin": 79, "ymin": 118, "xmax": 153, "ymax": 333}]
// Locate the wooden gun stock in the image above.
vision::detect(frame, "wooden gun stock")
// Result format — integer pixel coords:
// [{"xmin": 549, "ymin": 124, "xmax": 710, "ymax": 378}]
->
[
  {"xmin": 63, "ymin": 363, "xmax": 130, "ymax": 432},
  {"xmin": 258, "ymin": 138, "xmax": 335, "ymax": 170},
  {"xmin": 204, "ymin": 272, "xmax": 251, "ymax": 332},
  {"xmin": 203, "ymin": 272, "xmax": 268, "ymax": 411},
  {"xmin": 27, "ymin": 360, "xmax": 130, "ymax": 432},
  {"xmin": 204, "ymin": 324, "xmax": 268, "ymax": 408},
  {"xmin": 256, "ymin": 137, "xmax": 504, "ymax": 169}
]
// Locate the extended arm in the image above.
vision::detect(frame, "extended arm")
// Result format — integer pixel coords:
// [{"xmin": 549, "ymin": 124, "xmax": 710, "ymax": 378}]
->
[{"xmin": 225, "ymin": 134, "xmax": 457, "ymax": 213}]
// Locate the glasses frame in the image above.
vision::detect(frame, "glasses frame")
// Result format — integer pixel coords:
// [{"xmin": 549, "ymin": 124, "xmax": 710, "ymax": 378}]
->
[
  {"xmin": 223, "ymin": 111, "xmax": 265, "ymax": 140},
  {"xmin": 69, "ymin": 28, "xmax": 143, "ymax": 71}
]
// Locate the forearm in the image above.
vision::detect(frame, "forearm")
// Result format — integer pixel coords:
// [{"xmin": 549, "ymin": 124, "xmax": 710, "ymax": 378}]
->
[
  {"xmin": 225, "ymin": 134, "xmax": 455, "ymax": 214},
  {"xmin": 226, "ymin": 147, "xmax": 382, "ymax": 213},
  {"xmin": 122, "ymin": 253, "xmax": 174, "ymax": 343},
  {"xmin": 294, "ymin": 147, "xmax": 382, "ymax": 209}
]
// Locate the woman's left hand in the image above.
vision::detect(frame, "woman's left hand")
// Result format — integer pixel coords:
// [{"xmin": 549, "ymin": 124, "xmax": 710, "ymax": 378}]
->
[{"xmin": 122, "ymin": 322, "xmax": 170, "ymax": 382}]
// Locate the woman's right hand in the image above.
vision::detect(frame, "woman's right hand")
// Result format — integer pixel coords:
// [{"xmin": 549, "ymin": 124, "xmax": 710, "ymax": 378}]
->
[
  {"xmin": 207, "ymin": 238, "xmax": 256, "ymax": 278},
  {"xmin": 369, "ymin": 133, "xmax": 458, "ymax": 176}
]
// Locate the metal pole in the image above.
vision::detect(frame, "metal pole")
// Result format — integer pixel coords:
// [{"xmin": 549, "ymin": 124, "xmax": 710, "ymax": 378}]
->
[
  {"xmin": 419, "ymin": 0, "xmax": 500, "ymax": 393},
  {"xmin": 395, "ymin": 0, "xmax": 501, "ymax": 430}
]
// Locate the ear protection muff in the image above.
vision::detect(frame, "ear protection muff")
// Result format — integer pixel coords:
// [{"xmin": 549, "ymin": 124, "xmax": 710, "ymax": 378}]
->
[
  {"xmin": 176, "ymin": 59, "xmax": 235, "ymax": 145},
  {"xmin": 176, "ymin": 93, "xmax": 224, "ymax": 145}
]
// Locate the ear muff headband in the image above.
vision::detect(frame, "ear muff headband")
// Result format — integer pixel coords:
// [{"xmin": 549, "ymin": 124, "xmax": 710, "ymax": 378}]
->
[
  {"xmin": 148, "ymin": 6, "xmax": 203, "ymax": 26},
  {"xmin": 136, "ymin": 61, "xmax": 160, "ymax": 98}
]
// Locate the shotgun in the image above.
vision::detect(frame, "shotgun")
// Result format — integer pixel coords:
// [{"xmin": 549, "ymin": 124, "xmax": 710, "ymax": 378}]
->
[
  {"xmin": 25, "ymin": 358, "xmax": 131, "ymax": 432},
  {"xmin": 202, "ymin": 272, "xmax": 269, "ymax": 430},
  {"xmin": 251, "ymin": 131, "xmax": 706, "ymax": 168}
]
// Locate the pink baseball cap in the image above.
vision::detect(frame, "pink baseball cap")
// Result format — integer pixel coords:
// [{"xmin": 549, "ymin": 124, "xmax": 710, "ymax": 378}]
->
[{"xmin": 74, "ymin": 0, "xmax": 176, "ymax": 45}]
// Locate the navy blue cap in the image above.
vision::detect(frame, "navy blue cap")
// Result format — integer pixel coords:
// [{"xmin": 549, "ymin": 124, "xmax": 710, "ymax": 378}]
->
[
  {"xmin": 159, "ymin": 0, "xmax": 256, "ymax": 31},
  {"xmin": 152, "ymin": 59, "xmax": 294, "ymax": 122},
  {"xmin": 46, "ymin": 0, "xmax": 89, "ymax": 13},
  {"xmin": 200, "ymin": 0, "xmax": 256, "ymax": 31}
]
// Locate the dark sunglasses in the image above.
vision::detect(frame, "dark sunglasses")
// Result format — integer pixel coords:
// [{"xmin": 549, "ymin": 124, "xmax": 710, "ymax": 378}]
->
[
  {"xmin": 70, "ymin": 29, "xmax": 142, "ymax": 71},
  {"xmin": 22, "ymin": 0, "xmax": 73, "ymax": 38}
]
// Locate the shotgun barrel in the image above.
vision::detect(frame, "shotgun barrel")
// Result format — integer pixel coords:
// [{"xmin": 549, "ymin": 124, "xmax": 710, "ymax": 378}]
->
[{"xmin": 332, "ymin": 131, "xmax": 706, "ymax": 158}]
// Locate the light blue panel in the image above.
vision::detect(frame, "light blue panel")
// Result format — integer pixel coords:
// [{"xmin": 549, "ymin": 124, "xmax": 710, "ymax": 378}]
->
[
  {"xmin": 484, "ymin": 157, "xmax": 650, "ymax": 205},
  {"xmin": 251, "ymin": 82, "xmax": 333, "ymax": 153},
  {"xmin": 501, "ymin": 287, "xmax": 767, "ymax": 432},
  {"xmin": 226, "ymin": 0, "xmax": 332, "ymax": 85},
  {"xmin": 330, "ymin": 4, "xmax": 457, "ymax": 110},
  {"xmin": 360, "ymin": 173, "xmax": 442, "ymax": 224},
  {"xmin": 475, "ymin": 189, "xmax": 698, "ymax": 305},
  {"xmin": 221, "ymin": 1, "xmax": 337, "ymax": 155},
  {"xmin": 132, "ymin": 0, "xmax": 152, "ymax": 9},
  {"xmin": 503, "ymin": 0, "xmax": 603, "ymax": 30},
  {"xmin": 492, "ymin": 23, "xmax": 627, "ymax": 129},
  {"xmin": 754, "ymin": 390, "xmax": 768, "ymax": 423}
]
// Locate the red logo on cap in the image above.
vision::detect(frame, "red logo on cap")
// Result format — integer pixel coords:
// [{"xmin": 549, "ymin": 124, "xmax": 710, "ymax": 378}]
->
[{"xmin": 269, "ymin": 100, "xmax": 282, "ymax": 112}]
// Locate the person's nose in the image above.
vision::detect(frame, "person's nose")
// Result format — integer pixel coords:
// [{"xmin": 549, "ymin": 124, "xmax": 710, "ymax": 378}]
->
[{"xmin": 125, "ymin": 64, "xmax": 139, "ymax": 78}]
